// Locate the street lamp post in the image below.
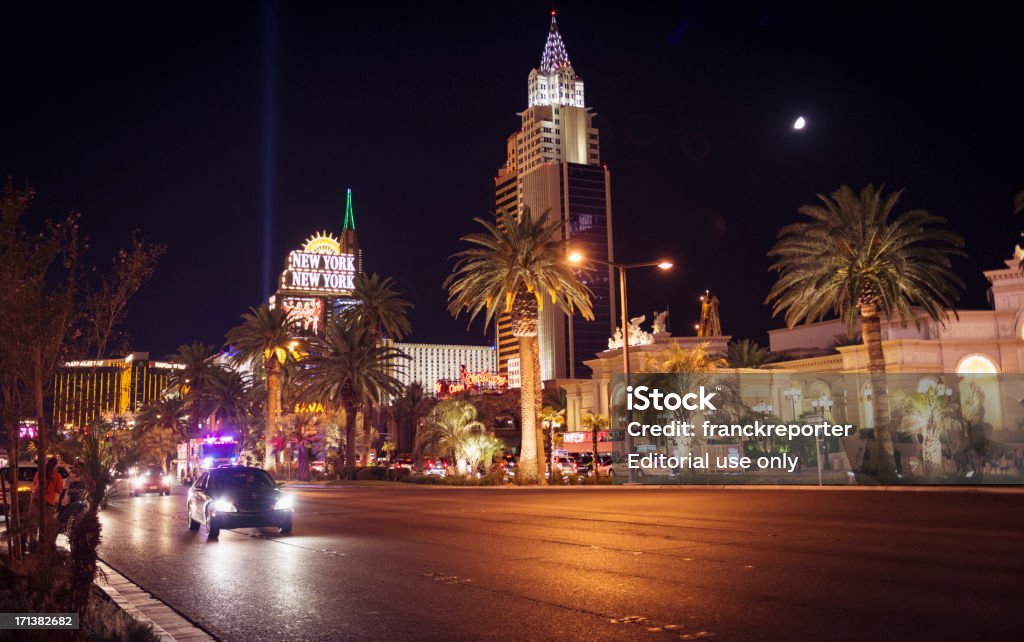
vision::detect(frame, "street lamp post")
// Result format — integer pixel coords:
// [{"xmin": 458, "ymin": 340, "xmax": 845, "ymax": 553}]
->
[
  {"xmin": 568, "ymin": 252, "xmax": 672, "ymax": 483},
  {"xmin": 809, "ymin": 394, "xmax": 833, "ymax": 487},
  {"xmin": 783, "ymin": 386, "xmax": 802, "ymax": 479}
]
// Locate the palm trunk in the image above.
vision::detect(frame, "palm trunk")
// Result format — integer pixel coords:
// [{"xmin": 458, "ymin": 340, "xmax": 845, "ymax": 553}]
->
[
  {"xmin": 517, "ymin": 335, "xmax": 539, "ymax": 483},
  {"xmin": 860, "ymin": 306, "xmax": 895, "ymax": 477},
  {"xmin": 344, "ymin": 405, "xmax": 357, "ymax": 469},
  {"xmin": 264, "ymin": 361, "xmax": 282, "ymax": 474},
  {"xmin": 533, "ymin": 340, "xmax": 546, "ymax": 484}
]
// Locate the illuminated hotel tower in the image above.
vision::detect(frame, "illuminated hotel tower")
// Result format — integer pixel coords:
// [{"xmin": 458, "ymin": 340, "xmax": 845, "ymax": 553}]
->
[{"xmin": 495, "ymin": 11, "xmax": 615, "ymax": 381}]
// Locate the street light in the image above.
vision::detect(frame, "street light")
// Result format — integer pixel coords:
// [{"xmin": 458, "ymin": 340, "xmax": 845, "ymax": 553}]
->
[
  {"xmin": 567, "ymin": 251, "xmax": 673, "ymax": 483},
  {"xmin": 809, "ymin": 394, "xmax": 833, "ymax": 486}
]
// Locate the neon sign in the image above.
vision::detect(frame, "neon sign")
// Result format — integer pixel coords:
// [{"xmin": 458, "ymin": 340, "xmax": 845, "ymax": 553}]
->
[
  {"xmin": 435, "ymin": 367, "xmax": 508, "ymax": 398},
  {"xmin": 280, "ymin": 251, "xmax": 356, "ymax": 294},
  {"xmin": 277, "ymin": 231, "xmax": 357, "ymax": 296}
]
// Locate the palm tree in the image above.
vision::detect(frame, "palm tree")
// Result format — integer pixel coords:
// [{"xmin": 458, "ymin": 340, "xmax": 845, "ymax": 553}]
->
[
  {"xmin": 445, "ymin": 208, "xmax": 594, "ymax": 483},
  {"xmin": 298, "ymin": 318, "xmax": 406, "ymax": 469},
  {"xmin": 539, "ymin": 405, "xmax": 566, "ymax": 470},
  {"xmin": 396, "ymin": 382, "xmax": 432, "ymax": 455},
  {"xmin": 225, "ymin": 305, "xmax": 297, "ymax": 473},
  {"xmin": 417, "ymin": 399, "xmax": 486, "ymax": 475},
  {"xmin": 342, "ymin": 272, "xmax": 414, "ymax": 341},
  {"xmin": 197, "ymin": 366, "xmax": 252, "ymax": 436},
  {"xmin": 134, "ymin": 397, "xmax": 188, "ymax": 470},
  {"xmin": 168, "ymin": 341, "xmax": 218, "ymax": 434},
  {"xmin": 726, "ymin": 339, "xmax": 776, "ymax": 368},
  {"xmin": 580, "ymin": 412, "xmax": 609, "ymax": 465},
  {"xmin": 767, "ymin": 184, "xmax": 965, "ymax": 476},
  {"xmin": 633, "ymin": 342, "xmax": 744, "ymax": 472}
]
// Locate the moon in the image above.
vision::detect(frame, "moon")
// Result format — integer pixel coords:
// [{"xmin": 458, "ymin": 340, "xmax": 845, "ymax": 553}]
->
[{"xmin": 793, "ymin": 116, "xmax": 807, "ymax": 130}]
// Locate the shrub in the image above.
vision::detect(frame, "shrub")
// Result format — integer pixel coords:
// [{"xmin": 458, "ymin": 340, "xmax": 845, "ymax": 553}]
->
[
  {"xmin": 337, "ymin": 467, "xmax": 359, "ymax": 480},
  {"xmin": 355, "ymin": 467, "xmax": 388, "ymax": 481},
  {"xmin": 405, "ymin": 474, "xmax": 446, "ymax": 485},
  {"xmin": 385, "ymin": 468, "xmax": 412, "ymax": 482}
]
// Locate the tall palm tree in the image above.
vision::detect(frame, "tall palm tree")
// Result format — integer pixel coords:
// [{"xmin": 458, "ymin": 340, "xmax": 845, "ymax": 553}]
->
[
  {"xmin": 445, "ymin": 208, "xmax": 594, "ymax": 483},
  {"xmin": 396, "ymin": 382, "xmax": 432, "ymax": 455},
  {"xmin": 225, "ymin": 305, "xmax": 297, "ymax": 473},
  {"xmin": 766, "ymin": 184, "xmax": 965, "ymax": 476},
  {"xmin": 134, "ymin": 397, "xmax": 189, "ymax": 470},
  {"xmin": 197, "ymin": 366, "xmax": 252, "ymax": 436},
  {"xmin": 726, "ymin": 339, "xmax": 776, "ymax": 368},
  {"xmin": 168, "ymin": 341, "xmax": 218, "ymax": 434},
  {"xmin": 298, "ymin": 318, "xmax": 406, "ymax": 468},
  {"xmin": 342, "ymin": 272, "xmax": 414, "ymax": 341}
]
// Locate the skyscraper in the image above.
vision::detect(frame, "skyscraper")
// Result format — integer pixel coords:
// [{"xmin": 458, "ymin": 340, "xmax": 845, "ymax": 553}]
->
[{"xmin": 494, "ymin": 11, "xmax": 615, "ymax": 381}]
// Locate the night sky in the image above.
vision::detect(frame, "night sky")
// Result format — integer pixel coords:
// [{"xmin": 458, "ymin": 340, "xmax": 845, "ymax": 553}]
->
[{"xmin": 3, "ymin": 2, "xmax": 1021, "ymax": 359}]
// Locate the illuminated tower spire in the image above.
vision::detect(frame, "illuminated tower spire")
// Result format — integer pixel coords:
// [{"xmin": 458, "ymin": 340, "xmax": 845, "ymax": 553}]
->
[
  {"xmin": 343, "ymin": 187, "xmax": 355, "ymax": 231},
  {"xmin": 528, "ymin": 11, "xmax": 584, "ymax": 108},
  {"xmin": 539, "ymin": 11, "xmax": 572, "ymax": 73},
  {"xmin": 340, "ymin": 187, "xmax": 361, "ymax": 273}
]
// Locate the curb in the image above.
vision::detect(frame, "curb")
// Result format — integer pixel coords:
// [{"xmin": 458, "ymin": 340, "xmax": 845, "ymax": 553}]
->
[
  {"xmin": 283, "ymin": 481, "xmax": 1024, "ymax": 494},
  {"xmin": 96, "ymin": 559, "xmax": 216, "ymax": 641}
]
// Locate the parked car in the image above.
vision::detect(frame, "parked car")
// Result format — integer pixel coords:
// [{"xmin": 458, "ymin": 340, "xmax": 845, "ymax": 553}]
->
[
  {"xmin": 186, "ymin": 466, "xmax": 293, "ymax": 538},
  {"xmin": 551, "ymin": 457, "xmax": 577, "ymax": 474},
  {"xmin": 1, "ymin": 463, "xmax": 71, "ymax": 505},
  {"xmin": 423, "ymin": 459, "xmax": 449, "ymax": 477},
  {"xmin": 389, "ymin": 458, "xmax": 415, "ymax": 471},
  {"xmin": 575, "ymin": 455, "xmax": 595, "ymax": 475},
  {"xmin": 498, "ymin": 455, "xmax": 517, "ymax": 478},
  {"xmin": 130, "ymin": 467, "xmax": 172, "ymax": 496},
  {"xmin": 593, "ymin": 455, "xmax": 617, "ymax": 477},
  {"xmin": 605, "ymin": 454, "xmax": 680, "ymax": 481}
]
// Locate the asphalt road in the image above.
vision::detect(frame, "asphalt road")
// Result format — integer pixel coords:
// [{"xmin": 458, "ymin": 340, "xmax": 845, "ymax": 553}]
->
[{"xmin": 97, "ymin": 483, "xmax": 1024, "ymax": 641}]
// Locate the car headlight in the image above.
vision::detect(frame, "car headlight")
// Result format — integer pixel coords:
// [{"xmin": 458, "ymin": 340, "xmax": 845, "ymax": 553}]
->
[
  {"xmin": 213, "ymin": 498, "xmax": 236, "ymax": 513},
  {"xmin": 274, "ymin": 495, "xmax": 294, "ymax": 511},
  {"xmin": 163, "ymin": 475, "xmax": 173, "ymax": 485},
  {"xmin": 201, "ymin": 457, "xmax": 214, "ymax": 469}
]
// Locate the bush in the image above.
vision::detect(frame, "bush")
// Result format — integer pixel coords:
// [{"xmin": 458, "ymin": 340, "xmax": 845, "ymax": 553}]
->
[
  {"xmin": 355, "ymin": 467, "xmax": 388, "ymax": 481},
  {"xmin": 385, "ymin": 468, "xmax": 412, "ymax": 482},
  {"xmin": 336, "ymin": 467, "xmax": 359, "ymax": 480},
  {"xmin": 478, "ymin": 469, "xmax": 507, "ymax": 486},
  {"xmin": 406, "ymin": 474, "xmax": 446, "ymax": 485}
]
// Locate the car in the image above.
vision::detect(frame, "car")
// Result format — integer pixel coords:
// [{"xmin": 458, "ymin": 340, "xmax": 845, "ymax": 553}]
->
[
  {"xmin": 423, "ymin": 459, "xmax": 449, "ymax": 477},
  {"xmin": 498, "ymin": 455, "xmax": 517, "ymax": 478},
  {"xmin": 389, "ymin": 458, "xmax": 415, "ymax": 471},
  {"xmin": 1, "ymin": 463, "xmax": 71, "ymax": 505},
  {"xmin": 551, "ymin": 457, "xmax": 577, "ymax": 474},
  {"xmin": 575, "ymin": 455, "xmax": 596, "ymax": 475},
  {"xmin": 605, "ymin": 454, "xmax": 680, "ymax": 481},
  {"xmin": 186, "ymin": 466, "xmax": 294, "ymax": 538},
  {"xmin": 593, "ymin": 455, "xmax": 617, "ymax": 477},
  {"xmin": 130, "ymin": 467, "xmax": 172, "ymax": 496}
]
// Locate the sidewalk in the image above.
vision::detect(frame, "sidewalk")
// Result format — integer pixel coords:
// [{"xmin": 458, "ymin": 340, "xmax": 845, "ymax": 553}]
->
[{"xmin": 96, "ymin": 560, "xmax": 215, "ymax": 642}]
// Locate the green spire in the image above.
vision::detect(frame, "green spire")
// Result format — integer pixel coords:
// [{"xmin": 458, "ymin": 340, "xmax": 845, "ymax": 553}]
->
[{"xmin": 343, "ymin": 188, "xmax": 355, "ymax": 231}]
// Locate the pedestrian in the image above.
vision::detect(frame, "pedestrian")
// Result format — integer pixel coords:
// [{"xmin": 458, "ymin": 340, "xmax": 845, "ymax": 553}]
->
[{"xmin": 32, "ymin": 458, "xmax": 64, "ymax": 550}]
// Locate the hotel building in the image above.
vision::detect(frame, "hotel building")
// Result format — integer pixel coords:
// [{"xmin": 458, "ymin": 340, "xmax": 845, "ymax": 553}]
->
[
  {"xmin": 494, "ymin": 11, "xmax": 616, "ymax": 383},
  {"xmin": 390, "ymin": 343, "xmax": 497, "ymax": 393},
  {"xmin": 53, "ymin": 352, "xmax": 183, "ymax": 430}
]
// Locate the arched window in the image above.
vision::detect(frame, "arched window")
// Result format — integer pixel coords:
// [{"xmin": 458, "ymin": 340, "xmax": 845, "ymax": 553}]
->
[{"xmin": 956, "ymin": 354, "xmax": 999, "ymax": 375}]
